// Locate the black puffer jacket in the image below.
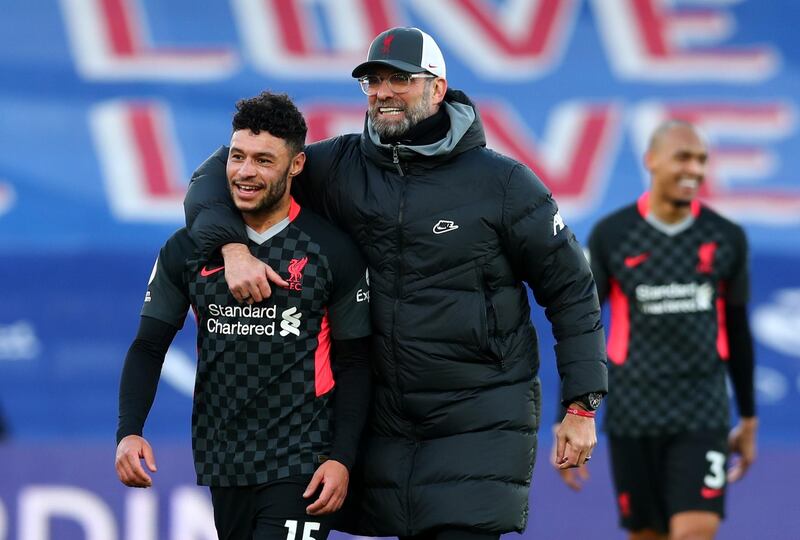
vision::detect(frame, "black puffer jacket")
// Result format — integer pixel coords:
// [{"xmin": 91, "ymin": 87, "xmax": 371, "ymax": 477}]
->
[{"xmin": 185, "ymin": 90, "xmax": 607, "ymax": 534}]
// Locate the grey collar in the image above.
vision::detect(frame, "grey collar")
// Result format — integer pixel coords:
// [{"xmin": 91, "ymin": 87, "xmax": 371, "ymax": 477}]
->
[
  {"xmin": 645, "ymin": 213, "xmax": 695, "ymax": 236},
  {"xmin": 367, "ymin": 101, "xmax": 475, "ymax": 156},
  {"xmin": 246, "ymin": 217, "xmax": 290, "ymax": 245}
]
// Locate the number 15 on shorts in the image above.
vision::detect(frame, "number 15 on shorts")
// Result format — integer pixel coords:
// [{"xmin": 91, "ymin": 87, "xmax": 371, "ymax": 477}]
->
[{"xmin": 285, "ymin": 519, "xmax": 321, "ymax": 540}]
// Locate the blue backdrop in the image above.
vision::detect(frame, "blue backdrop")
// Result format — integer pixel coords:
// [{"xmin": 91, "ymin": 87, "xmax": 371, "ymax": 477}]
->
[{"xmin": 0, "ymin": 1, "xmax": 797, "ymax": 538}]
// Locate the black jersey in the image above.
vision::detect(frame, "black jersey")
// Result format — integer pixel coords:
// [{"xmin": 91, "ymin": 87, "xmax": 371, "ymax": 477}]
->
[
  {"xmin": 589, "ymin": 193, "xmax": 749, "ymax": 437},
  {"xmin": 142, "ymin": 200, "xmax": 371, "ymax": 487}
]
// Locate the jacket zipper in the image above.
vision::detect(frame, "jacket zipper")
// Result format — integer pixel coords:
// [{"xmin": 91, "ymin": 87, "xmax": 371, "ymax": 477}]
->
[
  {"xmin": 406, "ymin": 441, "xmax": 419, "ymax": 535},
  {"xmin": 392, "ymin": 145, "xmax": 404, "ymax": 176},
  {"xmin": 393, "ymin": 150, "xmax": 407, "ymax": 398},
  {"xmin": 392, "ymin": 144, "xmax": 406, "ymax": 381},
  {"xmin": 391, "ymin": 144, "xmax": 413, "ymax": 532}
]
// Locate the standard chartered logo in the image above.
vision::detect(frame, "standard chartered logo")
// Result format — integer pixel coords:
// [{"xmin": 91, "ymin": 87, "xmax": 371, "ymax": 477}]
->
[
  {"xmin": 205, "ymin": 303, "xmax": 303, "ymax": 337},
  {"xmin": 635, "ymin": 282, "xmax": 714, "ymax": 315},
  {"xmin": 279, "ymin": 307, "xmax": 302, "ymax": 337}
]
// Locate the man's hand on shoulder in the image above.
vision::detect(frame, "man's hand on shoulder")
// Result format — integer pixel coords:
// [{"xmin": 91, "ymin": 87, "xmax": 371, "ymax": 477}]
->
[
  {"xmin": 303, "ymin": 460, "xmax": 349, "ymax": 516},
  {"xmin": 115, "ymin": 435, "xmax": 157, "ymax": 488},
  {"xmin": 221, "ymin": 243, "xmax": 288, "ymax": 303}
]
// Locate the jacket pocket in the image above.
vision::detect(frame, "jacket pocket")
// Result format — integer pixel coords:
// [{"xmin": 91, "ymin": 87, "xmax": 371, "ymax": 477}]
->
[{"xmin": 476, "ymin": 264, "xmax": 505, "ymax": 369}]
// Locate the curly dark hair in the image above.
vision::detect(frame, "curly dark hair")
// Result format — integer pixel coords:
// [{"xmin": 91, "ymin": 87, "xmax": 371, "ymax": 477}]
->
[{"xmin": 232, "ymin": 92, "xmax": 307, "ymax": 155}]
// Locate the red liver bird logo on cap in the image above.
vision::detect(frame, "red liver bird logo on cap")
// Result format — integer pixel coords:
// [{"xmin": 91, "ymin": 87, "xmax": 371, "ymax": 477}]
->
[{"xmin": 382, "ymin": 34, "xmax": 395, "ymax": 54}]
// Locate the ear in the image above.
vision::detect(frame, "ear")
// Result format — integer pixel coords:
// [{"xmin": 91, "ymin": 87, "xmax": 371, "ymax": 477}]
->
[
  {"xmin": 431, "ymin": 77, "xmax": 448, "ymax": 105},
  {"xmin": 288, "ymin": 151, "xmax": 306, "ymax": 178},
  {"xmin": 643, "ymin": 149, "xmax": 656, "ymax": 173}
]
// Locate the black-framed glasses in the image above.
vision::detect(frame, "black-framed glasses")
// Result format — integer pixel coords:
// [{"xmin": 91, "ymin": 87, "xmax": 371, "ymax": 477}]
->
[{"xmin": 357, "ymin": 72, "xmax": 436, "ymax": 95}]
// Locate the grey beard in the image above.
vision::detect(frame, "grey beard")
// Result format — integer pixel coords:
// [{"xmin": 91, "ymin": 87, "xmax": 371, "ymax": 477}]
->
[{"xmin": 369, "ymin": 92, "xmax": 433, "ymax": 139}]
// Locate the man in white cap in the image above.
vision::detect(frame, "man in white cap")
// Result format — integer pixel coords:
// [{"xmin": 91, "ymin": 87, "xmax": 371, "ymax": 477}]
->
[{"xmin": 184, "ymin": 27, "xmax": 608, "ymax": 540}]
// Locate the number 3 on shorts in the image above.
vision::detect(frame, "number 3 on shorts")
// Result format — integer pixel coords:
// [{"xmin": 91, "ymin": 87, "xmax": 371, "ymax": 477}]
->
[
  {"xmin": 284, "ymin": 519, "xmax": 321, "ymax": 540},
  {"xmin": 704, "ymin": 450, "xmax": 726, "ymax": 489}
]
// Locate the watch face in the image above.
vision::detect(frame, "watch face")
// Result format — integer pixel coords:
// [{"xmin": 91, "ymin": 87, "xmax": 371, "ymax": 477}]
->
[{"xmin": 587, "ymin": 393, "xmax": 602, "ymax": 410}]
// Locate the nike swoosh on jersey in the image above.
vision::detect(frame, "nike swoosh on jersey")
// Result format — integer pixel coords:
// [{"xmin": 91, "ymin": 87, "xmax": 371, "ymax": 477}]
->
[
  {"xmin": 200, "ymin": 265, "xmax": 225, "ymax": 277},
  {"xmin": 624, "ymin": 252, "xmax": 650, "ymax": 268},
  {"xmin": 700, "ymin": 487, "xmax": 723, "ymax": 499}
]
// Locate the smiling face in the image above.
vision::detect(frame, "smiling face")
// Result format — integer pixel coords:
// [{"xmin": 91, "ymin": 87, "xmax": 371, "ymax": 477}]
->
[
  {"xmin": 226, "ymin": 129, "xmax": 304, "ymax": 231},
  {"xmin": 645, "ymin": 122, "xmax": 708, "ymax": 211},
  {"xmin": 366, "ymin": 66, "xmax": 447, "ymax": 139}
]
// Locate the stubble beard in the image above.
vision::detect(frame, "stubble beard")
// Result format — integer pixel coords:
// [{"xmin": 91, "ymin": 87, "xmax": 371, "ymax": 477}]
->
[
  {"xmin": 232, "ymin": 165, "xmax": 290, "ymax": 218},
  {"xmin": 369, "ymin": 86, "xmax": 433, "ymax": 139},
  {"xmin": 671, "ymin": 199, "xmax": 692, "ymax": 208}
]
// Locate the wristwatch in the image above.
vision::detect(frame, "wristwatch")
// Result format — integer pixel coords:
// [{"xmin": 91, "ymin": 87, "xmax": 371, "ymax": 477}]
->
[{"xmin": 573, "ymin": 392, "xmax": 603, "ymax": 411}]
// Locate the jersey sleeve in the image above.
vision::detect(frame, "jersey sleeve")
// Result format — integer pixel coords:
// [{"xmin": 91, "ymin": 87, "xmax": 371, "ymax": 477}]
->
[
  {"xmin": 725, "ymin": 225, "xmax": 750, "ymax": 305},
  {"xmin": 141, "ymin": 232, "xmax": 191, "ymax": 328},
  {"xmin": 117, "ymin": 316, "xmax": 179, "ymax": 443},
  {"xmin": 325, "ymin": 237, "xmax": 371, "ymax": 341},
  {"xmin": 327, "ymin": 336, "xmax": 371, "ymax": 469},
  {"xmin": 501, "ymin": 163, "xmax": 608, "ymax": 402}
]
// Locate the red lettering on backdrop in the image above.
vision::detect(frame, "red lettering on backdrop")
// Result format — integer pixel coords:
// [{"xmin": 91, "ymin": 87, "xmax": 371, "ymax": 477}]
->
[
  {"xmin": 60, "ymin": 0, "xmax": 235, "ymax": 80},
  {"xmin": 411, "ymin": 0, "xmax": 579, "ymax": 78},
  {"xmin": 241, "ymin": 0, "xmax": 399, "ymax": 77},
  {"xmin": 91, "ymin": 100, "xmax": 185, "ymax": 221},
  {"xmin": 592, "ymin": 0, "xmax": 776, "ymax": 81},
  {"xmin": 480, "ymin": 102, "xmax": 621, "ymax": 213},
  {"xmin": 304, "ymin": 105, "xmax": 365, "ymax": 144},
  {"xmin": 128, "ymin": 104, "xmax": 176, "ymax": 197},
  {"xmin": 453, "ymin": 0, "xmax": 565, "ymax": 55},
  {"xmin": 99, "ymin": 0, "xmax": 137, "ymax": 56}
]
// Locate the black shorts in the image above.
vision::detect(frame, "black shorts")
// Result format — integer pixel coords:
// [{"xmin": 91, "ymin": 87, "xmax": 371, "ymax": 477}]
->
[
  {"xmin": 210, "ymin": 476, "xmax": 335, "ymax": 540},
  {"xmin": 609, "ymin": 429, "xmax": 728, "ymax": 533}
]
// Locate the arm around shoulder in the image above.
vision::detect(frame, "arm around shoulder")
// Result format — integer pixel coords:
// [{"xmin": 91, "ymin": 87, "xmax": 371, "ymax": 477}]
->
[{"xmin": 184, "ymin": 146, "xmax": 247, "ymax": 258}]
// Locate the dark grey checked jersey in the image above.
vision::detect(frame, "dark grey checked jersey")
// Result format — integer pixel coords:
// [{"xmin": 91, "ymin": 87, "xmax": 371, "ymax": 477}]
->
[
  {"xmin": 142, "ymin": 201, "xmax": 370, "ymax": 486},
  {"xmin": 589, "ymin": 193, "xmax": 749, "ymax": 437}
]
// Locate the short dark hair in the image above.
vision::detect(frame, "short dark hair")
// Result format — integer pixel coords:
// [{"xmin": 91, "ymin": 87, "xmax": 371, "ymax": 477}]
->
[{"xmin": 232, "ymin": 92, "xmax": 307, "ymax": 155}]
